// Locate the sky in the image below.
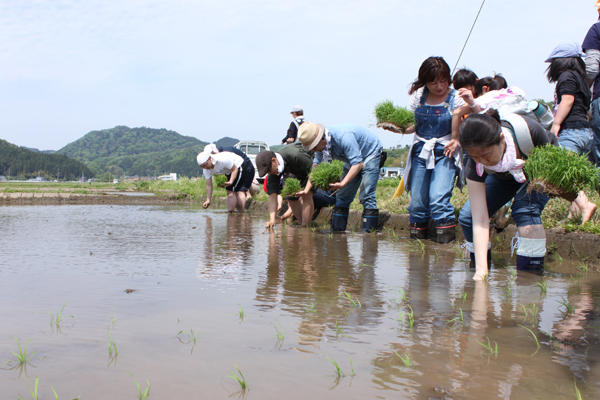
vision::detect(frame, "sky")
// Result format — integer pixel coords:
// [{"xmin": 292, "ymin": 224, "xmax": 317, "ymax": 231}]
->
[{"xmin": 0, "ymin": 0, "xmax": 598, "ymax": 151}]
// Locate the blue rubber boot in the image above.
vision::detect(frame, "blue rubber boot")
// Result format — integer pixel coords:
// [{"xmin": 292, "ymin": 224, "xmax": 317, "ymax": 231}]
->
[
  {"xmin": 362, "ymin": 209, "xmax": 379, "ymax": 232},
  {"xmin": 332, "ymin": 206, "xmax": 349, "ymax": 232}
]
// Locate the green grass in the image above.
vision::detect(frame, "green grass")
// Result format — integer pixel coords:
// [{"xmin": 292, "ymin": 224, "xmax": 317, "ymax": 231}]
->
[
  {"xmin": 4, "ymin": 337, "xmax": 37, "ymax": 366},
  {"xmin": 281, "ymin": 178, "xmax": 302, "ymax": 198},
  {"xmin": 394, "ymin": 351, "xmax": 412, "ymax": 367},
  {"xmin": 226, "ymin": 365, "xmax": 248, "ymax": 390},
  {"xmin": 523, "ymin": 145, "xmax": 599, "ymax": 199},
  {"xmin": 374, "ymin": 100, "xmax": 415, "ymax": 131},
  {"xmin": 327, "ymin": 357, "xmax": 345, "ymax": 378},
  {"xmin": 127, "ymin": 371, "xmax": 150, "ymax": 400},
  {"xmin": 310, "ymin": 160, "xmax": 344, "ymax": 190},
  {"xmin": 45, "ymin": 301, "xmax": 73, "ymax": 327}
]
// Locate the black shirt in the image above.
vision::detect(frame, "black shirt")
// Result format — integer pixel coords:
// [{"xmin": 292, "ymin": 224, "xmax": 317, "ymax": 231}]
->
[
  {"xmin": 282, "ymin": 121, "xmax": 298, "ymax": 144},
  {"xmin": 555, "ymin": 70, "xmax": 591, "ymax": 130},
  {"xmin": 466, "ymin": 117, "xmax": 558, "ymax": 183}
]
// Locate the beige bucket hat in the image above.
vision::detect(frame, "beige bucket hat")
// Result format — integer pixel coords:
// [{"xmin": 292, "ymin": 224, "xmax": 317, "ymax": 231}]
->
[{"xmin": 298, "ymin": 121, "xmax": 325, "ymax": 151}]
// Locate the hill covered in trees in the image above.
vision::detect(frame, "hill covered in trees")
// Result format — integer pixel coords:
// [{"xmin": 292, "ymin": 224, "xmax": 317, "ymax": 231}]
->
[
  {"xmin": 55, "ymin": 126, "xmax": 219, "ymax": 177},
  {"xmin": 0, "ymin": 139, "xmax": 94, "ymax": 180}
]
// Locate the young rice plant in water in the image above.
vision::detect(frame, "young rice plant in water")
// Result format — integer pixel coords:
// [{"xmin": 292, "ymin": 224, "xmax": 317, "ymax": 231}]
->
[
  {"xmin": 310, "ymin": 160, "xmax": 344, "ymax": 190},
  {"xmin": 281, "ymin": 178, "xmax": 302, "ymax": 198},
  {"xmin": 374, "ymin": 100, "xmax": 415, "ymax": 131},
  {"xmin": 523, "ymin": 145, "xmax": 599, "ymax": 201}
]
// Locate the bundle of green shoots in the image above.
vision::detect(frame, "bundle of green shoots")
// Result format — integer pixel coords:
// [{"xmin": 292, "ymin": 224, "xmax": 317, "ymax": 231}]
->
[
  {"xmin": 214, "ymin": 174, "xmax": 227, "ymax": 188},
  {"xmin": 310, "ymin": 160, "xmax": 345, "ymax": 190},
  {"xmin": 374, "ymin": 100, "xmax": 415, "ymax": 133},
  {"xmin": 281, "ymin": 177, "xmax": 302, "ymax": 198},
  {"xmin": 523, "ymin": 145, "xmax": 599, "ymax": 201}
]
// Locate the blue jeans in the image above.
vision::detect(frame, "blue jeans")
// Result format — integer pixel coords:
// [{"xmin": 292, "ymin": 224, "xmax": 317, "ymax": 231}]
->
[
  {"xmin": 335, "ymin": 153, "xmax": 380, "ymax": 209},
  {"xmin": 459, "ymin": 175, "xmax": 550, "ymax": 242},
  {"xmin": 558, "ymin": 127, "xmax": 593, "ymax": 155},
  {"xmin": 408, "ymin": 145, "xmax": 457, "ymax": 225},
  {"xmin": 590, "ymin": 98, "xmax": 600, "ymax": 166}
]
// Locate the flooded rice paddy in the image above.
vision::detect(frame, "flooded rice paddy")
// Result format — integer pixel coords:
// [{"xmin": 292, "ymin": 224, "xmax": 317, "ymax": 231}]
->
[{"xmin": 1, "ymin": 205, "xmax": 599, "ymax": 399}]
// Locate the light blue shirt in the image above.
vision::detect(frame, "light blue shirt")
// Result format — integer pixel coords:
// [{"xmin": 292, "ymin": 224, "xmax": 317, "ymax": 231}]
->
[{"xmin": 313, "ymin": 124, "xmax": 383, "ymax": 166}]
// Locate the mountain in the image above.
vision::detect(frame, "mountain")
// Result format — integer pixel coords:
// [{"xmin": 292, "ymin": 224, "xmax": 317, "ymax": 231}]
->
[
  {"xmin": 55, "ymin": 126, "xmax": 240, "ymax": 177},
  {"xmin": 21, "ymin": 146, "xmax": 55, "ymax": 154},
  {"xmin": 214, "ymin": 137, "xmax": 240, "ymax": 147},
  {"xmin": 0, "ymin": 139, "xmax": 94, "ymax": 180}
]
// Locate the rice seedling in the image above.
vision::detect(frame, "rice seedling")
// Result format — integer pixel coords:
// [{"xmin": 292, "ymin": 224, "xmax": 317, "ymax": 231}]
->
[
  {"xmin": 327, "ymin": 357, "xmax": 345, "ymax": 378},
  {"xmin": 111, "ymin": 312, "xmax": 116, "ymax": 325},
  {"xmin": 225, "ymin": 365, "xmax": 248, "ymax": 390},
  {"xmin": 335, "ymin": 321, "xmax": 349, "ymax": 338},
  {"xmin": 50, "ymin": 384, "xmax": 81, "ymax": 400},
  {"xmin": 447, "ymin": 308, "xmax": 464, "ymax": 325},
  {"xmin": 127, "ymin": 371, "xmax": 151, "ymax": 400},
  {"xmin": 528, "ymin": 303, "xmax": 539, "ymax": 319},
  {"xmin": 394, "ymin": 351, "xmax": 411, "ymax": 367},
  {"xmin": 517, "ymin": 324, "xmax": 540, "ymax": 348},
  {"xmin": 177, "ymin": 327, "xmax": 198, "ymax": 345},
  {"xmin": 523, "ymin": 145, "xmax": 599, "ymax": 201},
  {"xmin": 391, "ymin": 288, "xmax": 408, "ymax": 304},
  {"xmin": 506, "ymin": 267, "xmax": 517, "ymax": 280},
  {"xmin": 574, "ymin": 376, "xmax": 582, "ymax": 400},
  {"xmin": 214, "ymin": 174, "xmax": 227, "ymax": 188},
  {"xmin": 477, "ymin": 337, "xmax": 498, "ymax": 355},
  {"xmin": 338, "ymin": 291, "xmax": 361, "ymax": 308},
  {"xmin": 535, "ymin": 278, "xmax": 547, "ymax": 294},
  {"xmin": 459, "ymin": 292, "xmax": 467, "ymax": 300},
  {"xmin": 350, "ymin": 356, "xmax": 356, "ymax": 377},
  {"xmin": 501, "ymin": 286, "xmax": 512, "ymax": 298},
  {"xmin": 281, "ymin": 178, "xmax": 302, "ymax": 198},
  {"xmin": 408, "ymin": 239, "xmax": 425, "ymax": 254},
  {"xmin": 107, "ymin": 326, "xmax": 118, "ymax": 358},
  {"xmin": 554, "ymin": 252, "xmax": 563, "ymax": 263},
  {"xmin": 44, "ymin": 301, "xmax": 73, "ymax": 327},
  {"xmin": 272, "ymin": 319, "xmax": 284, "ymax": 342},
  {"xmin": 237, "ymin": 303, "xmax": 245, "ymax": 321},
  {"xmin": 17, "ymin": 377, "xmax": 39, "ymax": 400},
  {"xmin": 570, "ymin": 275, "xmax": 581, "ymax": 292},
  {"xmin": 4, "ymin": 337, "xmax": 37, "ymax": 366},
  {"xmin": 304, "ymin": 302, "xmax": 316, "ymax": 313},
  {"xmin": 558, "ymin": 297, "xmax": 574, "ymax": 318},
  {"xmin": 310, "ymin": 160, "xmax": 345, "ymax": 190},
  {"xmin": 374, "ymin": 100, "xmax": 415, "ymax": 132},
  {"xmin": 405, "ymin": 305, "xmax": 415, "ymax": 329},
  {"xmin": 578, "ymin": 261, "xmax": 589, "ymax": 273}
]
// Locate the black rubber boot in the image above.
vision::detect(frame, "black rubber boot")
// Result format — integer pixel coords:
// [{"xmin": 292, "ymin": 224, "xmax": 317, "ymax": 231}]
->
[
  {"xmin": 433, "ymin": 223, "xmax": 456, "ymax": 244},
  {"xmin": 517, "ymin": 256, "xmax": 545, "ymax": 271},
  {"xmin": 362, "ymin": 209, "xmax": 379, "ymax": 232},
  {"xmin": 410, "ymin": 222, "xmax": 429, "ymax": 240},
  {"xmin": 469, "ymin": 249, "xmax": 492, "ymax": 269},
  {"xmin": 332, "ymin": 206, "xmax": 349, "ymax": 232}
]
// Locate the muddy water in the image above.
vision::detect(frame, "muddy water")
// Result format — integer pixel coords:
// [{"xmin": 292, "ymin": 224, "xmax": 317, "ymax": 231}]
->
[{"xmin": 1, "ymin": 205, "xmax": 599, "ymax": 399}]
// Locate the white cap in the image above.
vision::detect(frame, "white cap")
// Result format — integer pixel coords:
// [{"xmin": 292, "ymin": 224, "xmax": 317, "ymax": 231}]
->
[
  {"xmin": 291, "ymin": 105, "xmax": 303, "ymax": 113},
  {"xmin": 204, "ymin": 143, "xmax": 219, "ymax": 154},
  {"xmin": 196, "ymin": 151, "xmax": 211, "ymax": 166}
]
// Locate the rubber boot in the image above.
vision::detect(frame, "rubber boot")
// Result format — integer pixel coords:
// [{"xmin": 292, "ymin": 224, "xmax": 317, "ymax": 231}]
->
[
  {"xmin": 332, "ymin": 206, "xmax": 349, "ymax": 232},
  {"xmin": 469, "ymin": 249, "xmax": 492, "ymax": 269},
  {"xmin": 516, "ymin": 256, "xmax": 545, "ymax": 271},
  {"xmin": 410, "ymin": 222, "xmax": 428, "ymax": 240},
  {"xmin": 362, "ymin": 209, "xmax": 379, "ymax": 232},
  {"xmin": 434, "ymin": 223, "xmax": 456, "ymax": 244}
]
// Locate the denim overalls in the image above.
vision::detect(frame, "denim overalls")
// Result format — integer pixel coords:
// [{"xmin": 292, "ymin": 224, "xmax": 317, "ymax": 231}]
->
[{"xmin": 407, "ymin": 88, "xmax": 458, "ymax": 226}]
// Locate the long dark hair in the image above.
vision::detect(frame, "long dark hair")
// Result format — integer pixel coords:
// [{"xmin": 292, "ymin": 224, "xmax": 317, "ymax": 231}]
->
[
  {"xmin": 546, "ymin": 57, "xmax": 586, "ymax": 83},
  {"xmin": 459, "ymin": 113, "xmax": 502, "ymax": 149},
  {"xmin": 409, "ymin": 57, "xmax": 451, "ymax": 95}
]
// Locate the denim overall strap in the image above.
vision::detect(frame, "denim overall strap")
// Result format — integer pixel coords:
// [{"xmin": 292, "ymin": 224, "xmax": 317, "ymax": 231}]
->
[{"xmin": 414, "ymin": 88, "xmax": 455, "ymax": 140}]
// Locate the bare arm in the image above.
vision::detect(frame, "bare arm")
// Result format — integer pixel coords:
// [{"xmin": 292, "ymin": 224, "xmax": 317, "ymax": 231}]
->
[
  {"xmin": 330, "ymin": 162, "xmax": 363, "ymax": 190},
  {"xmin": 203, "ymin": 177, "xmax": 213, "ymax": 208},
  {"xmin": 296, "ymin": 178, "xmax": 313, "ymax": 196},
  {"xmin": 225, "ymin": 165, "xmax": 239, "ymax": 186},
  {"xmin": 266, "ymin": 193, "xmax": 279, "ymax": 229},
  {"xmin": 467, "ymin": 178, "xmax": 490, "ymax": 281},
  {"xmin": 550, "ymin": 94, "xmax": 574, "ymax": 136}
]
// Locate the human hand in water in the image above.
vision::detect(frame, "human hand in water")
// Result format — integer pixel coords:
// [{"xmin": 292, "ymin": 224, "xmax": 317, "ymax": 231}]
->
[
  {"xmin": 472, "ymin": 268, "xmax": 488, "ymax": 281},
  {"xmin": 443, "ymin": 139, "xmax": 459, "ymax": 157},
  {"xmin": 458, "ymin": 88, "xmax": 475, "ymax": 105},
  {"xmin": 265, "ymin": 221, "xmax": 275, "ymax": 229},
  {"xmin": 203, "ymin": 199, "xmax": 211, "ymax": 209}
]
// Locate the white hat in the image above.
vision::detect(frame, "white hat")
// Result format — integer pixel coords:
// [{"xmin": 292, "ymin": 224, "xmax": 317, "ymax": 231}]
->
[
  {"xmin": 196, "ymin": 151, "xmax": 211, "ymax": 166},
  {"xmin": 204, "ymin": 143, "xmax": 219, "ymax": 154},
  {"xmin": 291, "ymin": 105, "xmax": 303, "ymax": 113}
]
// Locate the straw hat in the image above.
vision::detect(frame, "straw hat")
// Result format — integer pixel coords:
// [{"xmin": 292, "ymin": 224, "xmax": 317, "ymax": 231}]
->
[{"xmin": 298, "ymin": 121, "xmax": 325, "ymax": 151}]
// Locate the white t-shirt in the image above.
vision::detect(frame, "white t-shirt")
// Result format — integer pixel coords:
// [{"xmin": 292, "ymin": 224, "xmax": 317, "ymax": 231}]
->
[
  {"xmin": 408, "ymin": 87, "xmax": 465, "ymax": 113},
  {"xmin": 203, "ymin": 152, "xmax": 244, "ymax": 179}
]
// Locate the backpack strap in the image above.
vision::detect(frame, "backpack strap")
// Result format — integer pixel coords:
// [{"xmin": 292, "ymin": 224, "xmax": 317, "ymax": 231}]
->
[{"xmin": 502, "ymin": 114, "xmax": 534, "ymax": 156}]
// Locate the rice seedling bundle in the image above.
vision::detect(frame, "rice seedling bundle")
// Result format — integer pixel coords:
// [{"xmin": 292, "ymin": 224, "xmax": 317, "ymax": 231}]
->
[
  {"xmin": 310, "ymin": 160, "xmax": 344, "ymax": 190},
  {"xmin": 523, "ymin": 145, "xmax": 599, "ymax": 202},
  {"xmin": 374, "ymin": 100, "xmax": 415, "ymax": 133},
  {"xmin": 214, "ymin": 175, "xmax": 227, "ymax": 188},
  {"xmin": 281, "ymin": 177, "xmax": 302, "ymax": 198}
]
